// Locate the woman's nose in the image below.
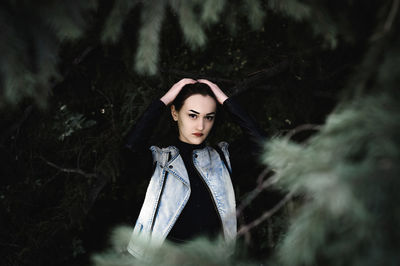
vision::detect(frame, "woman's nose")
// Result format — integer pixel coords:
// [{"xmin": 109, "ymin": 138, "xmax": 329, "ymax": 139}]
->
[{"xmin": 196, "ymin": 119, "xmax": 204, "ymax": 130}]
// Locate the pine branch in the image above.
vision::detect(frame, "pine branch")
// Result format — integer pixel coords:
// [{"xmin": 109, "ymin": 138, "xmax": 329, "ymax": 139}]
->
[
  {"xmin": 371, "ymin": 0, "xmax": 400, "ymax": 41},
  {"xmin": 160, "ymin": 61, "xmax": 288, "ymax": 95},
  {"xmin": 243, "ymin": 0, "xmax": 265, "ymax": 29},
  {"xmin": 0, "ymin": 1, "xmax": 96, "ymax": 107},
  {"xmin": 384, "ymin": 0, "xmax": 399, "ymax": 32},
  {"xmin": 347, "ymin": 3, "xmax": 397, "ymax": 98},
  {"xmin": 236, "ymin": 169, "xmax": 278, "ymax": 217},
  {"xmin": 231, "ymin": 60, "xmax": 290, "ymax": 95},
  {"xmin": 201, "ymin": 0, "xmax": 226, "ymax": 24},
  {"xmin": 82, "ymin": 172, "xmax": 110, "ymax": 214},
  {"xmin": 237, "ymin": 191, "xmax": 294, "ymax": 236},
  {"xmin": 160, "ymin": 68, "xmax": 236, "ymax": 84},
  {"xmin": 284, "ymin": 124, "xmax": 322, "ymax": 140},
  {"xmin": 102, "ymin": 0, "xmax": 141, "ymax": 43},
  {"xmin": 171, "ymin": 0, "xmax": 207, "ymax": 49},
  {"xmin": 40, "ymin": 156, "xmax": 97, "ymax": 178},
  {"xmin": 40, "ymin": 156, "xmax": 111, "ymax": 217},
  {"xmin": 134, "ymin": 0, "xmax": 166, "ymax": 75}
]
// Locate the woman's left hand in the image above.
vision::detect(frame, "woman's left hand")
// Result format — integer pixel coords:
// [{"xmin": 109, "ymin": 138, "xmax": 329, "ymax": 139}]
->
[{"xmin": 197, "ymin": 79, "xmax": 228, "ymax": 104}]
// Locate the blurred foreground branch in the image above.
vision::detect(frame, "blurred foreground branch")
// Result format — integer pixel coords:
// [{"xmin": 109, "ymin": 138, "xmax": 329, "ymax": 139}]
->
[{"xmin": 238, "ymin": 191, "xmax": 294, "ymax": 236}]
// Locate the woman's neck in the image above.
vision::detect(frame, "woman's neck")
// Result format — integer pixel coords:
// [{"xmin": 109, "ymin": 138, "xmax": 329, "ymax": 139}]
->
[{"xmin": 175, "ymin": 138, "xmax": 205, "ymax": 151}]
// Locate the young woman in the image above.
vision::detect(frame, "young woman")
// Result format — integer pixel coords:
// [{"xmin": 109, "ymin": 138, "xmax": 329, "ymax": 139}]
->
[{"xmin": 124, "ymin": 78, "xmax": 266, "ymax": 259}]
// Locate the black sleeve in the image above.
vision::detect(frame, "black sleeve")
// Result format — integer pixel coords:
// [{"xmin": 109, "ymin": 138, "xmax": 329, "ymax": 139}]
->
[
  {"xmin": 124, "ymin": 99, "xmax": 167, "ymax": 152},
  {"xmin": 222, "ymin": 97, "xmax": 268, "ymax": 178},
  {"xmin": 120, "ymin": 100, "xmax": 166, "ymax": 220},
  {"xmin": 222, "ymin": 97, "xmax": 267, "ymax": 151},
  {"xmin": 121, "ymin": 99, "xmax": 167, "ymax": 181}
]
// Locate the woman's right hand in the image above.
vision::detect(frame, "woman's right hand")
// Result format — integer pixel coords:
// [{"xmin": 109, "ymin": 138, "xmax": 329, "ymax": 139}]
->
[{"xmin": 160, "ymin": 78, "xmax": 197, "ymax": 105}]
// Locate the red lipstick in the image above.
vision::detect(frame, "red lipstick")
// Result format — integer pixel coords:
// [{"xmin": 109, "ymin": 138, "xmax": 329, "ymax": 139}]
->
[{"xmin": 193, "ymin": 133, "xmax": 204, "ymax": 137}]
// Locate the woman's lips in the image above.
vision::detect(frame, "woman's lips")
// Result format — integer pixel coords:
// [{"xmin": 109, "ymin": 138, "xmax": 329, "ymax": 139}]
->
[{"xmin": 192, "ymin": 133, "xmax": 204, "ymax": 137}]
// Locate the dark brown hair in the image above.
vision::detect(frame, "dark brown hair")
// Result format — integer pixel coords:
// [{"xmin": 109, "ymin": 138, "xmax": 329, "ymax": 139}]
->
[{"xmin": 172, "ymin": 82, "xmax": 218, "ymax": 111}]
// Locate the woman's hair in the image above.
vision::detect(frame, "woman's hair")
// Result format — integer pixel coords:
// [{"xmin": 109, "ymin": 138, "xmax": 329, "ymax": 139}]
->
[{"xmin": 172, "ymin": 82, "xmax": 218, "ymax": 111}]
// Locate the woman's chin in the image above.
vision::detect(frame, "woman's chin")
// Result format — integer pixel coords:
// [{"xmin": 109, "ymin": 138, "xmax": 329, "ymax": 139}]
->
[
  {"xmin": 183, "ymin": 137, "xmax": 204, "ymax": 145},
  {"xmin": 189, "ymin": 139, "xmax": 203, "ymax": 145}
]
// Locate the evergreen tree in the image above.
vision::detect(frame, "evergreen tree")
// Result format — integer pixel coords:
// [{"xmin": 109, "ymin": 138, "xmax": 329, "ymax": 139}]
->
[
  {"xmin": 0, "ymin": 0, "xmax": 96, "ymax": 107},
  {"xmin": 0, "ymin": 0, "xmax": 267, "ymax": 107},
  {"xmin": 1, "ymin": 1, "xmax": 399, "ymax": 265}
]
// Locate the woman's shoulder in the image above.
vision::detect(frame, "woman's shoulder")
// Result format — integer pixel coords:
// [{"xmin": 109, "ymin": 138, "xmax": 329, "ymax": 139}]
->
[
  {"xmin": 149, "ymin": 142, "xmax": 229, "ymax": 156},
  {"xmin": 149, "ymin": 145, "xmax": 178, "ymax": 154},
  {"xmin": 149, "ymin": 145, "xmax": 180, "ymax": 162},
  {"xmin": 216, "ymin": 141, "xmax": 229, "ymax": 150},
  {"xmin": 207, "ymin": 141, "xmax": 231, "ymax": 159},
  {"xmin": 208, "ymin": 141, "xmax": 229, "ymax": 154}
]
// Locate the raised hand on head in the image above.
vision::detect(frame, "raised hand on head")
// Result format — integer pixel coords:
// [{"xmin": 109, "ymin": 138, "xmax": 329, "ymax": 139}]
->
[
  {"xmin": 160, "ymin": 78, "xmax": 197, "ymax": 105},
  {"xmin": 197, "ymin": 79, "xmax": 228, "ymax": 104}
]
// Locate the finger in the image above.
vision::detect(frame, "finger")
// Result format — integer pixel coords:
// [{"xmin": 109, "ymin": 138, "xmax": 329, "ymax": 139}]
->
[
  {"xmin": 198, "ymin": 79, "xmax": 215, "ymax": 87},
  {"xmin": 180, "ymin": 78, "xmax": 197, "ymax": 85},
  {"xmin": 187, "ymin": 79, "xmax": 197, "ymax": 84}
]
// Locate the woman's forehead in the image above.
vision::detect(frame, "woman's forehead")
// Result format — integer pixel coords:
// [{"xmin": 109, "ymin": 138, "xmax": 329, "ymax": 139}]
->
[{"xmin": 182, "ymin": 94, "xmax": 217, "ymax": 113}]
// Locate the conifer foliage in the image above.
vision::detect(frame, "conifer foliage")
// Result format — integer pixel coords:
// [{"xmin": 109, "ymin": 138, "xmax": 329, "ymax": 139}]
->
[
  {"xmin": 265, "ymin": 9, "xmax": 400, "ymax": 262},
  {"xmin": 0, "ymin": 0, "xmax": 357, "ymax": 107},
  {"xmin": 1, "ymin": 1, "xmax": 400, "ymax": 265},
  {"xmin": 0, "ymin": 0, "xmax": 268, "ymax": 106},
  {"xmin": 102, "ymin": 0, "xmax": 266, "ymax": 75},
  {"xmin": 0, "ymin": 0, "xmax": 96, "ymax": 107}
]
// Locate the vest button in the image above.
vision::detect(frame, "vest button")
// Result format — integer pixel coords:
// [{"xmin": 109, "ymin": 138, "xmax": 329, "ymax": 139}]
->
[
  {"xmin": 168, "ymin": 165, "xmax": 173, "ymax": 169},
  {"xmin": 194, "ymin": 154, "xmax": 198, "ymax": 158}
]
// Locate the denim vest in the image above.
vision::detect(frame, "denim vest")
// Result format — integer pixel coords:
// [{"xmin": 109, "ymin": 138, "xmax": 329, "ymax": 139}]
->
[{"xmin": 127, "ymin": 142, "xmax": 236, "ymax": 259}]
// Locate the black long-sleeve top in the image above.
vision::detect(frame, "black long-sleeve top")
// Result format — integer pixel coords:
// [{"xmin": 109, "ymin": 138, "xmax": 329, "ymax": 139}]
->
[
  {"xmin": 123, "ymin": 97, "xmax": 267, "ymax": 242},
  {"xmin": 167, "ymin": 139, "xmax": 222, "ymax": 242}
]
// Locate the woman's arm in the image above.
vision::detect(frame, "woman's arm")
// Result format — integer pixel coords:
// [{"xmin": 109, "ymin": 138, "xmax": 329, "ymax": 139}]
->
[
  {"xmin": 197, "ymin": 79, "xmax": 228, "ymax": 104},
  {"xmin": 124, "ymin": 100, "xmax": 166, "ymax": 153},
  {"xmin": 222, "ymin": 97, "xmax": 267, "ymax": 146},
  {"xmin": 198, "ymin": 79, "xmax": 267, "ymax": 182},
  {"xmin": 122, "ymin": 99, "xmax": 166, "ymax": 187},
  {"xmin": 125, "ymin": 78, "xmax": 197, "ymax": 152},
  {"xmin": 160, "ymin": 78, "xmax": 197, "ymax": 105},
  {"xmin": 122, "ymin": 78, "xmax": 198, "ymax": 185},
  {"xmin": 198, "ymin": 79, "xmax": 267, "ymax": 145}
]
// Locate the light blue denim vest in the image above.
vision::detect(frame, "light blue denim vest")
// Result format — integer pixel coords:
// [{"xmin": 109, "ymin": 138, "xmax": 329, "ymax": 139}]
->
[{"xmin": 127, "ymin": 142, "xmax": 236, "ymax": 259}]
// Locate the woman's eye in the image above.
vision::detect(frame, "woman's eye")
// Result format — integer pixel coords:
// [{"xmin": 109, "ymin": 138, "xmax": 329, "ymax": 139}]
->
[
  {"xmin": 189, "ymin": 114, "xmax": 197, "ymax": 119},
  {"xmin": 206, "ymin": 116, "xmax": 214, "ymax": 121}
]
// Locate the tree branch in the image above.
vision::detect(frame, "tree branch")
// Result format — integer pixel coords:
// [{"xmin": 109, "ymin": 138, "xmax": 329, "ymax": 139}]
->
[
  {"xmin": 160, "ymin": 60, "xmax": 289, "ymax": 95},
  {"xmin": 371, "ymin": 0, "xmax": 399, "ymax": 41},
  {"xmin": 230, "ymin": 60, "xmax": 289, "ymax": 95},
  {"xmin": 82, "ymin": 172, "xmax": 110, "ymax": 214},
  {"xmin": 40, "ymin": 156, "xmax": 97, "ymax": 178},
  {"xmin": 160, "ymin": 68, "xmax": 236, "ymax": 84},
  {"xmin": 384, "ymin": 0, "xmax": 399, "ymax": 32},
  {"xmin": 237, "ymin": 191, "xmax": 294, "ymax": 236},
  {"xmin": 236, "ymin": 172, "xmax": 281, "ymax": 217},
  {"xmin": 40, "ymin": 156, "xmax": 111, "ymax": 220},
  {"xmin": 285, "ymin": 123, "xmax": 322, "ymax": 140}
]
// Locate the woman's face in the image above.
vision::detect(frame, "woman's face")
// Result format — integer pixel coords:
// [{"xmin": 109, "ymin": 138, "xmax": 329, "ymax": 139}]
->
[{"xmin": 171, "ymin": 94, "xmax": 217, "ymax": 145}]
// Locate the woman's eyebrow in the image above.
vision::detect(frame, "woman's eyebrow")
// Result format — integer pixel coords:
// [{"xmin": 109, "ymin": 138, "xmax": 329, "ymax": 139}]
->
[{"xmin": 189, "ymin": 110, "xmax": 216, "ymax": 116}]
